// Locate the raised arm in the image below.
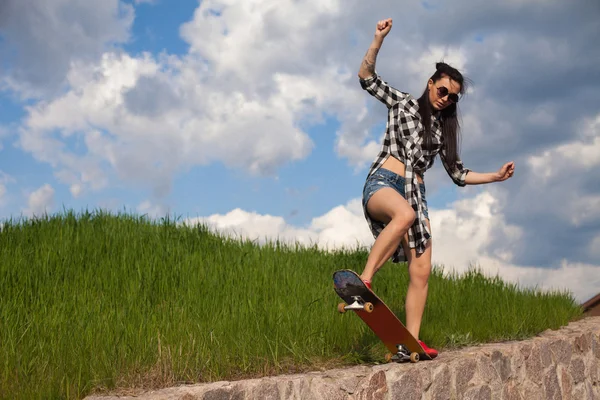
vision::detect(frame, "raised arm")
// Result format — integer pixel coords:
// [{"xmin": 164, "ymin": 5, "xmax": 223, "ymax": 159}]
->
[
  {"xmin": 358, "ymin": 33, "xmax": 386, "ymax": 78},
  {"xmin": 358, "ymin": 19, "xmax": 408, "ymax": 108}
]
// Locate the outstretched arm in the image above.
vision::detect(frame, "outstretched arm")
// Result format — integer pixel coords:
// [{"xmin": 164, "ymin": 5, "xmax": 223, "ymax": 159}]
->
[
  {"xmin": 464, "ymin": 162, "xmax": 515, "ymax": 185},
  {"xmin": 440, "ymin": 143, "xmax": 515, "ymax": 186}
]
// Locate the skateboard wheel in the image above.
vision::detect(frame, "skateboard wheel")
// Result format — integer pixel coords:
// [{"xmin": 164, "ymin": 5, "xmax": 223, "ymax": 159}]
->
[
  {"xmin": 410, "ymin": 352, "xmax": 419, "ymax": 363},
  {"xmin": 337, "ymin": 303, "xmax": 347, "ymax": 313},
  {"xmin": 364, "ymin": 302, "xmax": 374, "ymax": 313},
  {"xmin": 385, "ymin": 353, "xmax": 393, "ymax": 363}
]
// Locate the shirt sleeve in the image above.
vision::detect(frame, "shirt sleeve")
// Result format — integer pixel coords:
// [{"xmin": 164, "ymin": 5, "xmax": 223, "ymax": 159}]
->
[
  {"xmin": 359, "ymin": 73, "xmax": 409, "ymax": 109},
  {"xmin": 439, "ymin": 146, "xmax": 470, "ymax": 187}
]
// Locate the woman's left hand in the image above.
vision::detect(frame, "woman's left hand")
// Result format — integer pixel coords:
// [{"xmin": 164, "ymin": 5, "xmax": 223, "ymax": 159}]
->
[{"xmin": 495, "ymin": 161, "xmax": 515, "ymax": 182}]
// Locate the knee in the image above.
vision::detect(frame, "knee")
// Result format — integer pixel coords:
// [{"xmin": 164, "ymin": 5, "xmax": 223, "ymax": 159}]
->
[
  {"xmin": 409, "ymin": 262, "xmax": 431, "ymax": 286},
  {"xmin": 403, "ymin": 209, "xmax": 417, "ymax": 228},
  {"xmin": 389, "ymin": 210, "xmax": 416, "ymax": 235}
]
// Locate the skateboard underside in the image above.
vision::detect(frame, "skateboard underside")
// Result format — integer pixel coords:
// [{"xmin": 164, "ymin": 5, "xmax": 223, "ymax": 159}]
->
[{"xmin": 333, "ymin": 269, "xmax": 431, "ymax": 362}]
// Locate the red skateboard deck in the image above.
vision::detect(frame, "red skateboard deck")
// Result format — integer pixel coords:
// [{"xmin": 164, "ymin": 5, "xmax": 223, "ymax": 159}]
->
[{"xmin": 333, "ymin": 269, "xmax": 433, "ymax": 362}]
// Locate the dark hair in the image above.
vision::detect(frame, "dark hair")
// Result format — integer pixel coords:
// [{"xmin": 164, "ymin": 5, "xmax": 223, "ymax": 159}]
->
[{"xmin": 417, "ymin": 62, "xmax": 471, "ymax": 167}]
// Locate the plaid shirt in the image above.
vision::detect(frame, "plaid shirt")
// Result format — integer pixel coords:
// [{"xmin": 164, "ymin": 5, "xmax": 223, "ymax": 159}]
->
[{"xmin": 360, "ymin": 73, "xmax": 470, "ymax": 262}]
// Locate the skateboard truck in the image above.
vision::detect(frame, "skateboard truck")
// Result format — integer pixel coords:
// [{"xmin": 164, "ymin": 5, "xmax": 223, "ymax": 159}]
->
[
  {"xmin": 337, "ymin": 296, "xmax": 374, "ymax": 313},
  {"xmin": 385, "ymin": 344, "xmax": 420, "ymax": 363}
]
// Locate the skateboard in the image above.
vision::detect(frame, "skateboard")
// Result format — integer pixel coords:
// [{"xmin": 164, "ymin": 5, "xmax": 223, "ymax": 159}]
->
[{"xmin": 333, "ymin": 269, "xmax": 433, "ymax": 363}]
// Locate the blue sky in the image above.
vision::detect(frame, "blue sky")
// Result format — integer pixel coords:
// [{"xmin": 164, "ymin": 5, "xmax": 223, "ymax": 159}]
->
[
  {"xmin": 123, "ymin": 0, "xmax": 197, "ymax": 57},
  {"xmin": 1, "ymin": 0, "xmax": 599, "ymax": 302}
]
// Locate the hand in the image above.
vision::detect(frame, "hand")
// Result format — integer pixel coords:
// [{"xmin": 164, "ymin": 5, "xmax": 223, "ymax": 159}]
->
[
  {"xmin": 495, "ymin": 161, "xmax": 515, "ymax": 182},
  {"xmin": 375, "ymin": 19, "xmax": 392, "ymax": 39}
]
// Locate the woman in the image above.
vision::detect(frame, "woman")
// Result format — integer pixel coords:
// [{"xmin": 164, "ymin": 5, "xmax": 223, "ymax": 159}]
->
[{"xmin": 358, "ymin": 18, "xmax": 515, "ymax": 358}]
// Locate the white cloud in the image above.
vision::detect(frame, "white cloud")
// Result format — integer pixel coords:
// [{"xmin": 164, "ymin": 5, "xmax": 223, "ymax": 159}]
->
[
  {"xmin": 522, "ymin": 112, "xmax": 600, "ymax": 234},
  {"xmin": 528, "ymin": 113, "xmax": 600, "ymax": 181},
  {"xmin": 569, "ymin": 195, "xmax": 600, "ymax": 227},
  {"xmin": 406, "ymin": 45, "xmax": 469, "ymax": 87},
  {"xmin": 428, "ymin": 191, "xmax": 523, "ymax": 270},
  {"xmin": 526, "ymin": 104, "xmax": 558, "ymax": 127},
  {"xmin": 0, "ymin": 0, "xmax": 134, "ymax": 98},
  {"xmin": 137, "ymin": 200, "xmax": 169, "ymax": 219},
  {"xmin": 23, "ymin": 184, "xmax": 55, "ymax": 217},
  {"xmin": 484, "ymin": 260, "xmax": 600, "ymax": 305},
  {"xmin": 428, "ymin": 192, "xmax": 599, "ymax": 303},
  {"xmin": 18, "ymin": 51, "xmax": 330, "ymax": 196},
  {"xmin": 187, "ymin": 209, "xmax": 317, "ymax": 246},
  {"xmin": 185, "ymin": 198, "xmax": 373, "ymax": 250},
  {"xmin": 179, "ymin": 0, "xmax": 344, "ymax": 85}
]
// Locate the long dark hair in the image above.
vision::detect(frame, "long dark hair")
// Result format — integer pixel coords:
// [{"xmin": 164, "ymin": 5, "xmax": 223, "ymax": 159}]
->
[{"xmin": 417, "ymin": 62, "xmax": 470, "ymax": 167}]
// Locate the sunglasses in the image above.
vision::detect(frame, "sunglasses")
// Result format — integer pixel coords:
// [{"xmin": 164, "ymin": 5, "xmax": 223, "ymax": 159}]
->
[{"xmin": 436, "ymin": 86, "xmax": 460, "ymax": 103}]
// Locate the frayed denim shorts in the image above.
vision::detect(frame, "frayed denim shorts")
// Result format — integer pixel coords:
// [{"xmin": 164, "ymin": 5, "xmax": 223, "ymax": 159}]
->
[{"xmin": 362, "ymin": 168, "xmax": 429, "ymax": 220}]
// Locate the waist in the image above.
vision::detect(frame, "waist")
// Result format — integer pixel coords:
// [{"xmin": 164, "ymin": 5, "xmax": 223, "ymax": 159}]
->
[{"xmin": 381, "ymin": 157, "xmax": 424, "ymax": 183}]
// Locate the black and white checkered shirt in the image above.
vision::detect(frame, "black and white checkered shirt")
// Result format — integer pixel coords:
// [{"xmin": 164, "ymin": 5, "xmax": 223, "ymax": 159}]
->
[{"xmin": 360, "ymin": 72, "xmax": 470, "ymax": 262}]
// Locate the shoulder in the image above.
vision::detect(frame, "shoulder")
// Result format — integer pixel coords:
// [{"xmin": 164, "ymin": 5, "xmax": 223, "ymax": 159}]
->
[{"xmin": 394, "ymin": 94, "xmax": 420, "ymax": 117}]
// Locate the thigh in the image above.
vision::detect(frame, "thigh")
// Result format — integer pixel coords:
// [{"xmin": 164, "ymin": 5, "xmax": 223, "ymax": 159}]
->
[{"xmin": 366, "ymin": 187, "xmax": 415, "ymax": 225}]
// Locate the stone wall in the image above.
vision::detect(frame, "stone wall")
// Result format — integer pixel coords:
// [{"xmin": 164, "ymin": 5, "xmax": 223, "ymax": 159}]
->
[{"xmin": 86, "ymin": 316, "xmax": 600, "ymax": 400}]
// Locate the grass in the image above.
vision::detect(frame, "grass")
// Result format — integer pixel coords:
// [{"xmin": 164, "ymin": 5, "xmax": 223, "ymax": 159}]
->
[{"xmin": 0, "ymin": 210, "xmax": 583, "ymax": 399}]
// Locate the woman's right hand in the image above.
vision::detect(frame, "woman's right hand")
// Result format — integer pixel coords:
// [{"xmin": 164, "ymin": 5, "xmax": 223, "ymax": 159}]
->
[{"xmin": 375, "ymin": 19, "xmax": 392, "ymax": 39}]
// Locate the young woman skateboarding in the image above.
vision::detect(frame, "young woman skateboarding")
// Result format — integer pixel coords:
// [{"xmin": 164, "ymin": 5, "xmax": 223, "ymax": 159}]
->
[{"xmin": 358, "ymin": 18, "xmax": 515, "ymax": 357}]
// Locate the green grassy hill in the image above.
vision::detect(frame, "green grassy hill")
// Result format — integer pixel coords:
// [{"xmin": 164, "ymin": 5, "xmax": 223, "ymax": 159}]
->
[{"xmin": 0, "ymin": 210, "xmax": 583, "ymax": 399}]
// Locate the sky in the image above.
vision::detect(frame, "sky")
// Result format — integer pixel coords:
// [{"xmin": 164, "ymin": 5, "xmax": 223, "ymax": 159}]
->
[{"xmin": 0, "ymin": 0, "xmax": 599, "ymax": 303}]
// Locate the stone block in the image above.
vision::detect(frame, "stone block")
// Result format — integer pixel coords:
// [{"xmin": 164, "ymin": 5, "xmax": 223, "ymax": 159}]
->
[
  {"xmin": 491, "ymin": 350, "xmax": 512, "ymax": 382},
  {"xmin": 202, "ymin": 387, "xmax": 235, "ymax": 400},
  {"xmin": 462, "ymin": 385, "xmax": 491, "ymax": 400},
  {"xmin": 590, "ymin": 361, "xmax": 599, "ymax": 384},
  {"xmin": 559, "ymin": 366, "xmax": 573, "ymax": 400},
  {"xmin": 574, "ymin": 333, "xmax": 591, "ymax": 354},
  {"xmin": 540, "ymin": 342, "xmax": 553, "ymax": 368},
  {"xmin": 249, "ymin": 381, "xmax": 279, "ymax": 400},
  {"xmin": 525, "ymin": 346, "xmax": 543, "ymax": 385},
  {"xmin": 522, "ymin": 383, "xmax": 544, "ymax": 400},
  {"xmin": 585, "ymin": 381, "xmax": 596, "ymax": 400},
  {"xmin": 429, "ymin": 364, "xmax": 451, "ymax": 400},
  {"xmin": 454, "ymin": 358, "xmax": 477, "ymax": 397},
  {"xmin": 355, "ymin": 370, "xmax": 388, "ymax": 400},
  {"xmin": 550, "ymin": 339, "xmax": 573, "ymax": 365},
  {"xmin": 542, "ymin": 366, "xmax": 561, "ymax": 400},
  {"xmin": 573, "ymin": 385, "xmax": 587, "ymax": 400},
  {"xmin": 571, "ymin": 357, "xmax": 586, "ymax": 384},
  {"xmin": 390, "ymin": 368, "xmax": 423, "ymax": 400},
  {"xmin": 477, "ymin": 354, "xmax": 501, "ymax": 384},
  {"xmin": 502, "ymin": 381, "xmax": 523, "ymax": 400}
]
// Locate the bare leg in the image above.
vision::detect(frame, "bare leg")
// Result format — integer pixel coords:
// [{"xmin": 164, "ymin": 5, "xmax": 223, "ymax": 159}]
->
[
  {"xmin": 360, "ymin": 187, "xmax": 416, "ymax": 283},
  {"xmin": 401, "ymin": 218, "xmax": 433, "ymax": 340}
]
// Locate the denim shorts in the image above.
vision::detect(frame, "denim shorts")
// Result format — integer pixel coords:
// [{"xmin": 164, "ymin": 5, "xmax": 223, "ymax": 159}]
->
[{"xmin": 362, "ymin": 168, "xmax": 429, "ymax": 220}]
